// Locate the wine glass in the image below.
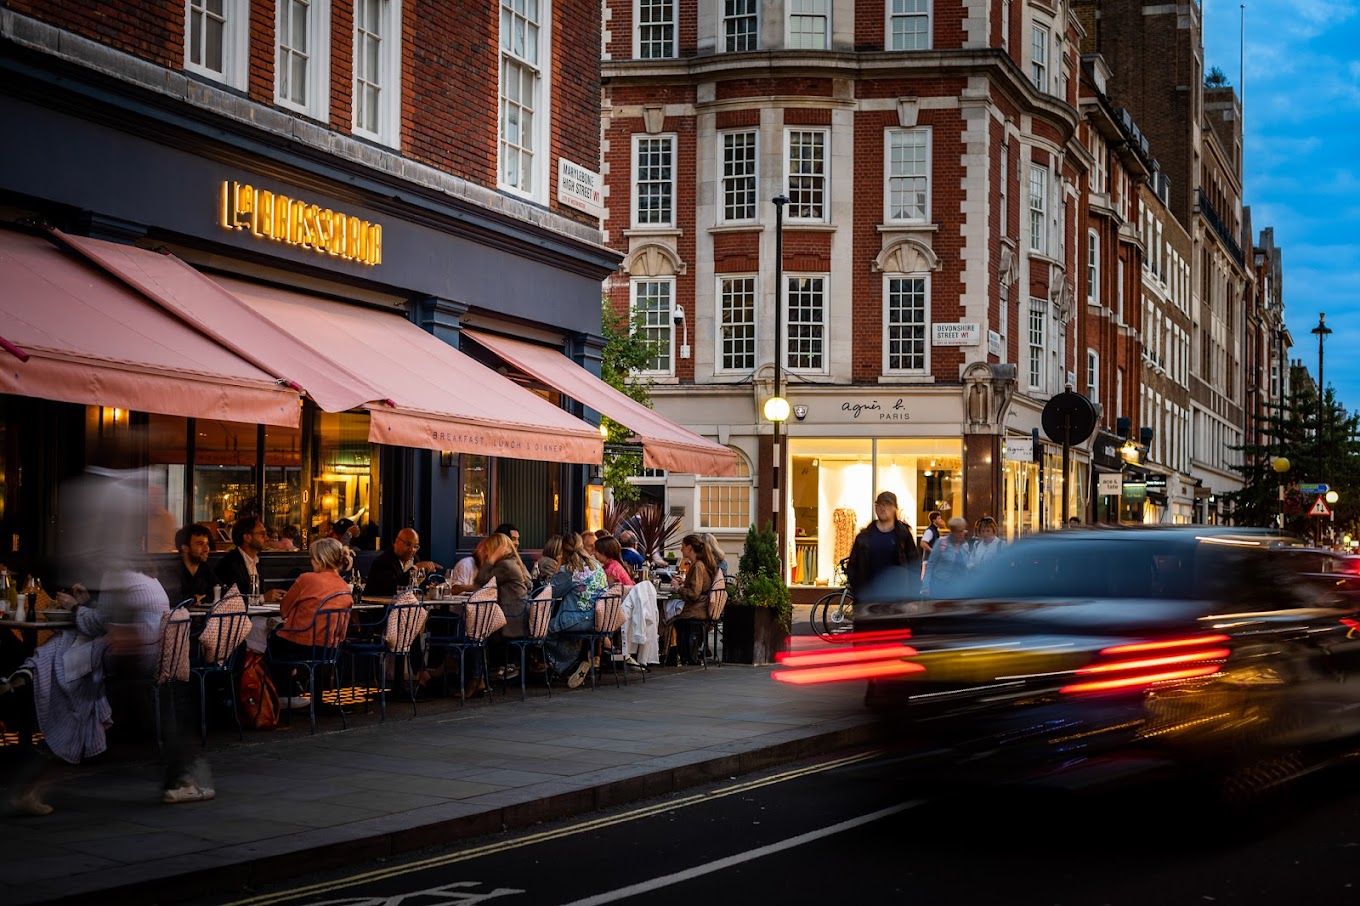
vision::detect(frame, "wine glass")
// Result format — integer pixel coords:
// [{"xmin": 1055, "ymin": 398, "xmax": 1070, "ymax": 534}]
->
[{"xmin": 411, "ymin": 566, "xmax": 427, "ymax": 588}]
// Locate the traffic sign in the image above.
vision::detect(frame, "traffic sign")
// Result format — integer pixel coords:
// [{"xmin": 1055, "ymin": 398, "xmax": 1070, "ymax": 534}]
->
[
  {"xmin": 1299, "ymin": 483, "xmax": 1329, "ymax": 495},
  {"xmin": 1308, "ymin": 495, "xmax": 1333, "ymax": 518}
]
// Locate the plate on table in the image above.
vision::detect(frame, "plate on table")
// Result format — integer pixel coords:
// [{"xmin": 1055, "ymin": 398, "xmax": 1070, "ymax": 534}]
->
[
  {"xmin": 247, "ymin": 605, "xmax": 278, "ymax": 616},
  {"xmin": 41, "ymin": 608, "xmax": 74, "ymax": 621}
]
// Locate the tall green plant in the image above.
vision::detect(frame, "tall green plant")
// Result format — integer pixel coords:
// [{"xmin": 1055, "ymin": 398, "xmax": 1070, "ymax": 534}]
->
[
  {"xmin": 737, "ymin": 522, "xmax": 792, "ymax": 629},
  {"xmin": 599, "ymin": 296, "xmax": 656, "ymax": 502}
]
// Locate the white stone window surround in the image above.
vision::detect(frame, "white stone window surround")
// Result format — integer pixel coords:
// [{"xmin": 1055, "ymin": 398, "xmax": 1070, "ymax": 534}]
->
[
  {"xmin": 882, "ymin": 273, "xmax": 931, "ymax": 375},
  {"xmin": 633, "ymin": 133, "xmax": 678, "ymax": 229},
  {"xmin": 499, "ymin": 0, "xmax": 552, "ymax": 202},
  {"xmin": 886, "ymin": 0, "xmax": 931, "ymax": 51},
  {"xmin": 352, "ymin": 0, "xmax": 402, "ymax": 148},
  {"xmin": 716, "ymin": 274, "xmax": 759, "ymax": 374},
  {"xmin": 275, "ymin": 0, "xmax": 332, "ymax": 122},
  {"xmin": 634, "ymin": 0, "xmax": 677, "ymax": 59},
  {"xmin": 884, "ymin": 126, "xmax": 931, "ymax": 224},
  {"xmin": 632, "ymin": 277, "xmax": 676, "ymax": 376},
  {"xmin": 184, "ymin": 0, "xmax": 250, "ymax": 91}
]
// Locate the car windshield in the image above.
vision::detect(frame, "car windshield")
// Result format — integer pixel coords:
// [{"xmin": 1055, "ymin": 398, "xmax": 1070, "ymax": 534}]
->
[{"xmin": 946, "ymin": 534, "xmax": 1340, "ymax": 609}]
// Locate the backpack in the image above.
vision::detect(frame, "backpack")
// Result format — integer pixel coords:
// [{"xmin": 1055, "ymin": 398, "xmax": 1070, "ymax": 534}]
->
[{"xmin": 236, "ymin": 650, "xmax": 279, "ymax": 730}]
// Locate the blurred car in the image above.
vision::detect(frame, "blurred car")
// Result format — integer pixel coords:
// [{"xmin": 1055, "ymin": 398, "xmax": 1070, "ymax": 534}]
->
[{"xmin": 778, "ymin": 527, "xmax": 1360, "ymax": 791}]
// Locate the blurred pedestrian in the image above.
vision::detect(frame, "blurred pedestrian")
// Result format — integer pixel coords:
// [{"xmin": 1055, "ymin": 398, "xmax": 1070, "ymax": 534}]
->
[
  {"xmin": 845, "ymin": 491, "xmax": 921, "ymax": 594},
  {"xmin": 924, "ymin": 517, "xmax": 972, "ymax": 597},
  {"xmin": 969, "ymin": 515, "xmax": 1006, "ymax": 570}
]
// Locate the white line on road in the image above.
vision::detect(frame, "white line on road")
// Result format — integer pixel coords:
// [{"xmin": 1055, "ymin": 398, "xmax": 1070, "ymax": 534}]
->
[{"xmin": 555, "ymin": 800, "xmax": 924, "ymax": 906}]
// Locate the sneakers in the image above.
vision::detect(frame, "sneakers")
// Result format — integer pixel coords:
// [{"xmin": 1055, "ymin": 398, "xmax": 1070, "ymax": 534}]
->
[
  {"xmin": 163, "ymin": 781, "xmax": 215, "ymax": 804},
  {"xmin": 624, "ymin": 656, "xmax": 648, "ymax": 672},
  {"xmin": 11, "ymin": 790, "xmax": 53, "ymax": 817},
  {"xmin": 566, "ymin": 659, "xmax": 592, "ymax": 689},
  {"xmin": 280, "ymin": 695, "xmax": 312, "ymax": 710},
  {"xmin": 491, "ymin": 665, "xmax": 521, "ymax": 681}
]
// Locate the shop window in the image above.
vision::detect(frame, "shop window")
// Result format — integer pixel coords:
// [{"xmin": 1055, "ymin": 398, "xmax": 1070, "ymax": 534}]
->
[
  {"xmin": 636, "ymin": 0, "xmax": 676, "ymax": 59},
  {"xmin": 185, "ymin": 0, "xmax": 249, "ymax": 90},
  {"xmin": 718, "ymin": 275, "xmax": 757, "ymax": 372},
  {"xmin": 192, "ymin": 418, "xmax": 259, "ymax": 536},
  {"xmin": 785, "ymin": 129, "xmax": 827, "ymax": 221},
  {"xmin": 460, "ymin": 454, "xmax": 488, "ymax": 537},
  {"xmin": 264, "ymin": 421, "xmax": 304, "ymax": 545},
  {"xmin": 499, "ymin": 0, "xmax": 547, "ymax": 199},
  {"xmin": 311, "ymin": 411, "xmax": 375, "ymax": 546},
  {"xmin": 353, "ymin": 0, "xmax": 402, "ymax": 147},
  {"xmin": 275, "ymin": 0, "xmax": 332, "ymax": 121},
  {"xmin": 786, "ymin": 275, "xmax": 827, "ymax": 372},
  {"xmin": 724, "ymin": 0, "xmax": 759, "ymax": 52},
  {"xmin": 721, "ymin": 130, "xmax": 758, "ymax": 223},
  {"xmin": 148, "ymin": 414, "xmax": 188, "ymax": 552},
  {"xmin": 889, "ymin": 0, "xmax": 930, "ymax": 50},
  {"xmin": 698, "ymin": 448, "xmax": 752, "ymax": 530},
  {"xmin": 884, "ymin": 275, "xmax": 929, "ymax": 373},
  {"xmin": 632, "ymin": 279, "xmax": 675, "ymax": 375}
]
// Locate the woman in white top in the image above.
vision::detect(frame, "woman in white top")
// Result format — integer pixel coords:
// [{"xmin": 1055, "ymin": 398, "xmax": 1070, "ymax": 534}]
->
[{"xmin": 969, "ymin": 515, "xmax": 1006, "ymax": 570}]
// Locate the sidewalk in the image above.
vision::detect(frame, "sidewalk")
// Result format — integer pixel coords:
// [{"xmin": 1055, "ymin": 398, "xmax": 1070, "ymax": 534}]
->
[{"xmin": 0, "ymin": 662, "xmax": 874, "ymax": 905}]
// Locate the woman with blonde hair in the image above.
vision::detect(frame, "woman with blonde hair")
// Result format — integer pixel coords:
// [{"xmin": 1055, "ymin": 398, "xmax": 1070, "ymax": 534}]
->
[
  {"xmin": 270, "ymin": 537, "xmax": 354, "ymax": 701},
  {"xmin": 701, "ymin": 533, "xmax": 729, "ymax": 576},
  {"xmin": 467, "ymin": 533, "xmax": 529, "ymax": 692},
  {"xmin": 534, "ymin": 534, "xmax": 564, "ymax": 583}
]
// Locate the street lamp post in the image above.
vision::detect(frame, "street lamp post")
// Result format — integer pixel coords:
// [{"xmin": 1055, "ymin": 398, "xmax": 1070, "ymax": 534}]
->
[
  {"xmin": 768, "ymin": 195, "xmax": 789, "ymax": 581},
  {"xmin": 1312, "ymin": 313, "xmax": 1332, "ymax": 546}
]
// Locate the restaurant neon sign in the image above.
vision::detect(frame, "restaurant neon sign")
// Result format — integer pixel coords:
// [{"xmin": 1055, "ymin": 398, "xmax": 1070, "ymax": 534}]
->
[{"xmin": 219, "ymin": 181, "xmax": 383, "ymax": 266}]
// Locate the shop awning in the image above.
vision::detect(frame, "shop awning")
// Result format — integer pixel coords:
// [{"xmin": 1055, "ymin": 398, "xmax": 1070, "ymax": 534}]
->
[
  {"xmin": 463, "ymin": 330, "xmax": 739, "ymax": 477},
  {"xmin": 51, "ymin": 230, "xmax": 603, "ymax": 463},
  {"xmin": 213, "ymin": 279, "xmax": 604, "ymax": 463},
  {"xmin": 0, "ymin": 229, "xmax": 300, "ymax": 426}
]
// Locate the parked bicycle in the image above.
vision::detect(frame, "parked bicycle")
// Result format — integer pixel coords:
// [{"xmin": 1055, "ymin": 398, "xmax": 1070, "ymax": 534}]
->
[{"xmin": 810, "ymin": 558, "xmax": 854, "ymax": 640}]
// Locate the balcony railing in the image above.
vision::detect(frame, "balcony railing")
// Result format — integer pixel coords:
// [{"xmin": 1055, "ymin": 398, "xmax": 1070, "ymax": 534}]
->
[{"xmin": 1196, "ymin": 189, "xmax": 1244, "ymax": 266}]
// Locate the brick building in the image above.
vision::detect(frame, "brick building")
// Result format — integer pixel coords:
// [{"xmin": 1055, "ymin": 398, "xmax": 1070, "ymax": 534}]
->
[
  {"xmin": 601, "ymin": 0, "xmax": 1093, "ymax": 584},
  {"xmin": 0, "ymin": 1, "xmax": 641, "ymax": 572}
]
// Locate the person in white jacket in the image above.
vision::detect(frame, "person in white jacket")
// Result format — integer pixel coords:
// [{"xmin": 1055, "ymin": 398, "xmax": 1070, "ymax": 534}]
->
[{"xmin": 969, "ymin": 516, "xmax": 1006, "ymax": 571}]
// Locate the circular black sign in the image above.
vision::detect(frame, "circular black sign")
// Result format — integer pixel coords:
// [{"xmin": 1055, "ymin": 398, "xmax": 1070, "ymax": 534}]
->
[{"xmin": 1041, "ymin": 390, "xmax": 1097, "ymax": 446}]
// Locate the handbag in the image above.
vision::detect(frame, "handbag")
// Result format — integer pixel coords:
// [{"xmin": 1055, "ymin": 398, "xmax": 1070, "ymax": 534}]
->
[{"xmin": 236, "ymin": 649, "xmax": 279, "ymax": 730}]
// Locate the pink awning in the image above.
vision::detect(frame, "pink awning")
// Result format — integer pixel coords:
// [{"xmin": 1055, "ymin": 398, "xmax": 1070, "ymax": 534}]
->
[
  {"xmin": 462, "ymin": 330, "xmax": 739, "ymax": 477},
  {"xmin": 54, "ymin": 231, "xmax": 381, "ymax": 414},
  {"xmin": 0, "ymin": 229, "xmax": 299, "ymax": 426},
  {"xmin": 212, "ymin": 278, "xmax": 605, "ymax": 464}
]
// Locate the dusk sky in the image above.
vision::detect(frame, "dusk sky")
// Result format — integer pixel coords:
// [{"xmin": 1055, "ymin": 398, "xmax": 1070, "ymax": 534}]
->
[{"xmin": 1200, "ymin": 1, "xmax": 1360, "ymax": 412}]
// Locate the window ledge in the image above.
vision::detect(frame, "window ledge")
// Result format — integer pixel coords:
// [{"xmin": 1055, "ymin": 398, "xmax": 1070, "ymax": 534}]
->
[
  {"xmin": 708, "ymin": 223, "xmax": 765, "ymax": 234},
  {"xmin": 877, "ymin": 222, "xmax": 938, "ymax": 234},
  {"xmin": 784, "ymin": 222, "xmax": 837, "ymax": 232},
  {"xmin": 877, "ymin": 375, "xmax": 936, "ymax": 384},
  {"xmin": 624, "ymin": 227, "xmax": 683, "ymax": 238}
]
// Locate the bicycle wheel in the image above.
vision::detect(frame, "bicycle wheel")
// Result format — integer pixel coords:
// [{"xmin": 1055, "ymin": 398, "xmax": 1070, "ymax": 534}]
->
[{"xmin": 811, "ymin": 591, "xmax": 853, "ymax": 640}]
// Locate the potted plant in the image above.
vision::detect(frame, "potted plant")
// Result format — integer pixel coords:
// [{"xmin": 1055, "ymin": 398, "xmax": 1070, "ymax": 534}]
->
[{"xmin": 723, "ymin": 522, "xmax": 791, "ymax": 664}]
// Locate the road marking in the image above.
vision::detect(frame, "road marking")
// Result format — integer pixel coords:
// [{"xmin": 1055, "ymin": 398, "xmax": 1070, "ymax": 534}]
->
[
  {"xmin": 557, "ymin": 801, "xmax": 923, "ymax": 906},
  {"xmin": 224, "ymin": 749, "xmax": 881, "ymax": 906}
]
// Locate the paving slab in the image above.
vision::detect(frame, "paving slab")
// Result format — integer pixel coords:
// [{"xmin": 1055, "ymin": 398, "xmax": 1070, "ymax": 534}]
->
[{"xmin": 0, "ymin": 662, "xmax": 873, "ymax": 905}]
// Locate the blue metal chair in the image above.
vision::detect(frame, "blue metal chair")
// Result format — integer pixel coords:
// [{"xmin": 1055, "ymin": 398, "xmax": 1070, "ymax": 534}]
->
[
  {"xmin": 559, "ymin": 583, "xmax": 626, "ymax": 690},
  {"xmin": 343, "ymin": 591, "xmax": 428, "ymax": 721},
  {"xmin": 267, "ymin": 590, "xmax": 352, "ymax": 734},
  {"xmin": 425, "ymin": 586, "xmax": 502, "ymax": 705},
  {"xmin": 503, "ymin": 584, "xmax": 555, "ymax": 701},
  {"xmin": 189, "ymin": 593, "xmax": 252, "ymax": 744}
]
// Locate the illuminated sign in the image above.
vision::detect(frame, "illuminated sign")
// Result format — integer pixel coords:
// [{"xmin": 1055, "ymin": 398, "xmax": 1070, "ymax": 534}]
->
[{"xmin": 219, "ymin": 181, "xmax": 383, "ymax": 266}]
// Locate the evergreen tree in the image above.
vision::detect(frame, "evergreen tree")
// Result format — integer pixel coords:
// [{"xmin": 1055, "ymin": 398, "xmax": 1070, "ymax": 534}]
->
[{"xmin": 1228, "ymin": 365, "xmax": 1360, "ymax": 541}]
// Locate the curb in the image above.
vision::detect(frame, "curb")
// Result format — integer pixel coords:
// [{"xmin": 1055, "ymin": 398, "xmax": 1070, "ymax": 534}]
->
[{"xmin": 26, "ymin": 716, "xmax": 880, "ymax": 905}]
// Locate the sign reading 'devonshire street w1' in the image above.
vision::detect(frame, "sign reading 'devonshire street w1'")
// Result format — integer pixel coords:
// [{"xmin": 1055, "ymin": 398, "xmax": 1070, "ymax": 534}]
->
[{"xmin": 932, "ymin": 323, "xmax": 980, "ymax": 346}]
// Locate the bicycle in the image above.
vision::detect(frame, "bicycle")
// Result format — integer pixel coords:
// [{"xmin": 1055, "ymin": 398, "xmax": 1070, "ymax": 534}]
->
[{"xmin": 810, "ymin": 558, "xmax": 854, "ymax": 640}]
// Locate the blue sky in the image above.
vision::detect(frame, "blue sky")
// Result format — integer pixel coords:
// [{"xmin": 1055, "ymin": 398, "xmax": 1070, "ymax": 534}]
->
[{"xmin": 1200, "ymin": 1, "xmax": 1359, "ymax": 413}]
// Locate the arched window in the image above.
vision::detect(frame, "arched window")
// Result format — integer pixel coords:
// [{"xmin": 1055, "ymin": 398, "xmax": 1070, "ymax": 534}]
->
[{"xmin": 698, "ymin": 448, "xmax": 753, "ymax": 531}]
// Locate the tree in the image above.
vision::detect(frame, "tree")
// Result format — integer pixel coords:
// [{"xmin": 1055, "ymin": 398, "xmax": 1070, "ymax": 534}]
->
[
  {"xmin": 1227, "ymin": 366, "xmax": 1360, "ymax": 541},
  {"xmin": 1204, "ymin": 66, "xmax": 1230, "ymax": 88},
  {"xmin": 599, "ymin": 296, "xmax": 655, "ymax": 502}
]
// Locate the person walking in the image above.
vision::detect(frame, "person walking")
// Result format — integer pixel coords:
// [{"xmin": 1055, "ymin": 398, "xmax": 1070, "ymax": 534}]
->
[
  {"xmin": 845, "ymin": 492, "xmax": 921, "ymax": 595},
  {"xmin": 924, "ymin": 517, "xmax": 972, "ymax": 597},
  {"xmin": 969, "ymin": 515, "xmax": 1006, "ymax": 571}
]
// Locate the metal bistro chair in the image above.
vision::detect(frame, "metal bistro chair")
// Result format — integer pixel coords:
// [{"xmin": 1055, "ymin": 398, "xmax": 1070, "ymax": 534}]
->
[
  {"xmin": 150, "ymin": 602, "xmax": 194, "ymax": 753},
  {"xmin": 674, "ymin": 572, "xmax": 729, "ymax": 669},
  {"xmin": 425, "ymin": 586, "xmax": 502, "ymax": 706},
  {"xmin": 189, "ymin": 593, "xmax": 252, "ymax": 744},
  {"xmin": 560, "ymin": 583, "xmax": 626, "ymax": 690},
  {"xmin": 504, "ymin": 584, "xmax": 555, "ymax": 701},
  {"xmin": 344, "ymin": 591, "xmax": 429, "ymax": 721},
  {"xmin": 268, "ymin": 591, "xmax": 352, "ymax": 735}
]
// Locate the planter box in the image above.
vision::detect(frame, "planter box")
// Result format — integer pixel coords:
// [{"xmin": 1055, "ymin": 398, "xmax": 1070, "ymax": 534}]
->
[{"xmin": 721, "ymin": 604, "xmax": 790, "ymax": 665}]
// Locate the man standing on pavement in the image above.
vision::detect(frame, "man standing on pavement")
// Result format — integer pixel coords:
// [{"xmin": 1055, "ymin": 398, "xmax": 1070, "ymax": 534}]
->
[
  {"xmin": 214, "ymin": 516, "xmax": 283, "ymax": 602},
  {"xmin": 845, "ymin": 491, "xmax": 920, "ymax": 595},
  {"xmin": 164, "ymin": 524, "xmax": 215, "ymax": 604}
]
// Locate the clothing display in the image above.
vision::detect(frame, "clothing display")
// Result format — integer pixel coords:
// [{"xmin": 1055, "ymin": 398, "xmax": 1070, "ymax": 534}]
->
[{"xmin": 832, "ymin": 507, "xmax": 859, "ymax": 565}]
